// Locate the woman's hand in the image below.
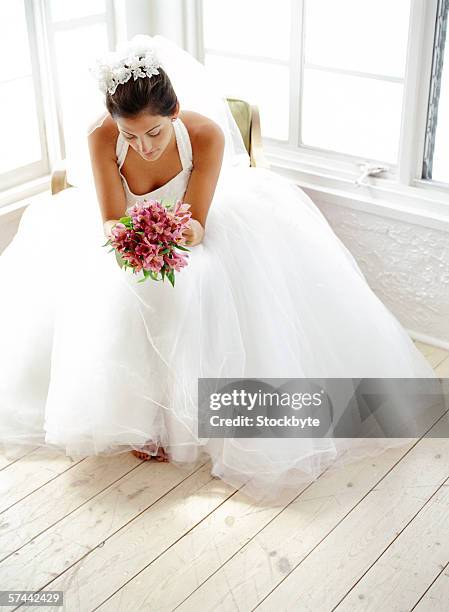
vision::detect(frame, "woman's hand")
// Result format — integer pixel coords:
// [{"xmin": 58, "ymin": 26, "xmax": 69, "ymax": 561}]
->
[
  {"xmin": 103, "ymin": 219, "xmax": 120, "ymax": 240},
  {"xmin": 183, "ymin": 218, "xmax": 205, "ymax": 246}
]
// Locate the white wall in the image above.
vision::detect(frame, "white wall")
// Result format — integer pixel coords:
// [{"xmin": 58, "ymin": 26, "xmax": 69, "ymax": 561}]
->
[{"xmin": 310, "ymin": 197, "xmax": 449, "ymax": 347}]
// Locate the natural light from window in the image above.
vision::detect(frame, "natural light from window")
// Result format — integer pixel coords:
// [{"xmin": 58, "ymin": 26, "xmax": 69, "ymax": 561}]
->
[
  {"xmin": 302, "ymin": 0, "xmax": 411, "ymax": 163},
  {"xmin": 53, "ymin": 24, "xmax": 109, "ymax": 158},
  {"xmin": 49, "ymin": 0, "xmax": 106, "ymax": 22},
  {"xmin": 0, "ymin": 2, "xmax": 41, "ymax": 174},
  {"xmin": 202, "ymin": 0, "xmax": 291, "ymax": 141}
]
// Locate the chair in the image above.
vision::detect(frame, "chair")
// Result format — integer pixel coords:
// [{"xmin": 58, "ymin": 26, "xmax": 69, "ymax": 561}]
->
[
  {"xmin": 51, "ymin": 98, "xmax": 269, "ymax": 195},
  {"xmin": 225, "ymin": 97, "xmax": 270, "ymax": 169}
]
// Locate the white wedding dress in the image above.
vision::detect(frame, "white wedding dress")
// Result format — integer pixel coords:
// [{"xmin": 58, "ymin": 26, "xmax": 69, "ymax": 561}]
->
[{"xmin": 0, "ymin": 36, "xmax": 441, "ymax": 504}]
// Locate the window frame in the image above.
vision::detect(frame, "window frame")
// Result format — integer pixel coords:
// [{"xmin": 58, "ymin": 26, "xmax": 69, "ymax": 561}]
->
[
  {"xmin": 193, "ymin": 0, "xmax": 449, "ymax": 224},
  {"xmin": 0, "ymin": 0, "xmax": 115, "ymax": 210},
  {"xmin": 39, "ymin": 0, "xmax": 116, "ymax": 161}
]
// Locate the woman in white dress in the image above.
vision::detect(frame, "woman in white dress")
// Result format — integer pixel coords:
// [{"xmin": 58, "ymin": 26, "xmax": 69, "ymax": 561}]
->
[{"xmin": 0, "ymin": 35, "xmax": 440, "ymax": 504}]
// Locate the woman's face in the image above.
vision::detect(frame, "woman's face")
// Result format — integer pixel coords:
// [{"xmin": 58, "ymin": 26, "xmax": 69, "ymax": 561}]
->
[{"xmin": 115, "ymin": 111, "xmax": 177, "ymax": 161}]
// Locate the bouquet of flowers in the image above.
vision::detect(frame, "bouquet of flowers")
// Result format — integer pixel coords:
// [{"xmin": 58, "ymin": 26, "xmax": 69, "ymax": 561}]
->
[{"xmin": 102, "ymin": 198, "xmax": 192, "ymax": 287}]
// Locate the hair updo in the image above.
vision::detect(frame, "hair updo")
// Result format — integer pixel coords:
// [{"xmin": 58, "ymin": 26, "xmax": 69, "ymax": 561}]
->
[{"xmin": 105, "ymin": 67, "xmax": 178, "ymax": 119}]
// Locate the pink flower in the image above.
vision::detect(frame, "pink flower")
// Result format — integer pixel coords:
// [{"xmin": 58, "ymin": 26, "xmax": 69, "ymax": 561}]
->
[
  {"xmin": 163, "ymin": 250, "xmax": 188, "ymax": 272},
  {"xmin": 104, "ymin": 198, "xmax": 192, "ymax": 286}
]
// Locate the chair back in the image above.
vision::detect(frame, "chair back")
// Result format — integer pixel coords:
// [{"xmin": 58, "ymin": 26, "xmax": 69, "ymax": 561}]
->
[{"xmin": 226, "ymin": 97, "xmax": 252, "ymax": 156}]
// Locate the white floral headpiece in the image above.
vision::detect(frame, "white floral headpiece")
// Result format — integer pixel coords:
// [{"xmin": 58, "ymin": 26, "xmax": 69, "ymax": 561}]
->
[{"xmin": 91, "ymin": 35, "xmax": 163, "ymax": 96}]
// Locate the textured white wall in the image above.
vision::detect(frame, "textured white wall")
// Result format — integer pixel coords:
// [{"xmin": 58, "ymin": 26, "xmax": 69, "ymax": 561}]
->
[{"xmin": 315, "ymin": 200, "xmax": 449, "ymax": 346}]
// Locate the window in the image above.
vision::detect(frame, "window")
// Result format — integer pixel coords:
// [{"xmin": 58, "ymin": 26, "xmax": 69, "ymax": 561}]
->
[
  {"xmin": 0, "ymin": 0, "xmax": 114, "ymax": 205},
  {"xmin": 47, "ymin": 0, "xmax": 113, "ymax": 160},
  {"xmin": 301, "ymin": 0, "xmax": 411, "ymax": 164},
  {"xmin": 0, "ymin": 2, "xmax": 48, "ymax": 192},
  {"xmin": 201, "ymin": 0, "xmax": 410, "ymax": 162},
  {"xmin": 198, "ymin": 0, "xmax": 449, "ymax": 196},
  {"xmin": 201, "ymin": 0, "xmax": 291, "ymax": 141}
]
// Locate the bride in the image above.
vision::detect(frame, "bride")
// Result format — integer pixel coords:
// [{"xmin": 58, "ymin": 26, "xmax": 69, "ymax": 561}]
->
[{"xmin": 0, "ymin": 34, "xmax": 440, "ymax": 503}]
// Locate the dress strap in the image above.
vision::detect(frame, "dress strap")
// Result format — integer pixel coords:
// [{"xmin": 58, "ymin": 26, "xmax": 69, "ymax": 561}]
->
[
  {"xmin": 116, "ymin": 132, "xmax": 128, "ymax": 169},
  {"xmin": 174, "ymin": 118, "xmax": 193, "ymax": 171}
]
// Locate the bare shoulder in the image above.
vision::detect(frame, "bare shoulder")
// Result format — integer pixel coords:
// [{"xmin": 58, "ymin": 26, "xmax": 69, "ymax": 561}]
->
[
  {"xmin": 87, "ymin": 113, "xmax": 119, "ymax": 160},
  {"xmin": 180, "ymin": 110, "xmax": 225, "ymax": 152}
]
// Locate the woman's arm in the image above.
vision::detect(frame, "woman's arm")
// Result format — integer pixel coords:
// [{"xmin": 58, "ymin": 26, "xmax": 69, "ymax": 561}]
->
[
  {"xmin": 182, "ymin": 119, "xmax": 225, "ymax": 246},
  {"xmin": 87, "ymin": 123, "xmax": 127, "ymax": 239}
]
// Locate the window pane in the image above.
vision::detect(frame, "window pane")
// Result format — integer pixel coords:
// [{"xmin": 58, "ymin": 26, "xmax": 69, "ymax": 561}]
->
[
  {"xmin": 0, "ymin": 1, "xmax": 41, "ymax": 172},
  {"xmin": 50, "ymin": 0, "xmax": 106, "ymax": 22},
  {"xmin": 53, "ymin": 24, "xmax": 109, "ymax": 155},
  {"xmin": 302, "ymin": 69, "xmax": 403, "ymax": 162},
  {"xmin": 304, "ymin": 0, "xmax": 411, "ymax": 78},
  {"xmin": 0, "ymin": 78, "xmax": 41, "ymax": 173},
  {"xmin": 0, "ymin": 1, "xmax": 33, "ymax": 82},
  {"xmin": 203, "ymin": 0, "xmax": 291, "ymax": 61},
  {"xmin": 204, "ymin": 54, "xmax": 289, "ymax": 141}
]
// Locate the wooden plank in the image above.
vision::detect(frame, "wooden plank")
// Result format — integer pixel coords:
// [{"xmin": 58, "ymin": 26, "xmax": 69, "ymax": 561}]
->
[
  {"xmin": 0, "ymin": 453, "xmax": 141, "ymax": 560},
  {"xmin": 0, "ymin": 447, "xmax": 83, "ymax": 513},
  {"xmin": 249, "ymin": 435, "xmax": 449, "ymax": 611},
  {"xmin": 0, "ymin": 461, "xmax": 218, "ymax": 598},
  {"xmin": 172, "ymin": 432, "xmax": 449, "ymax": 611},
  {"xmin": 0, "ymin": 445, "xmax": 41, "ymax": 471},
  {"xmin": 97, "ymin": 442, "xmax": 415, "ymax": 612},
  {"xmin": 414, "ymin": 557, "xmax": 449, "ymax": 610},
  {"xmin": 96, "ymin": 476, "xmax": 312, "ymax": 611},
  {"xmin": 332, "ymin": 485, "xmax": 449, "ymax": 610}
]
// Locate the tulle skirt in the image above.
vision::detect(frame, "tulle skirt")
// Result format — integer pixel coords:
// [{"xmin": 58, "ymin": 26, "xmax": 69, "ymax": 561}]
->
[{"xmin": 0, "ymin": 165, "xmax": 442, "ymax": 504}]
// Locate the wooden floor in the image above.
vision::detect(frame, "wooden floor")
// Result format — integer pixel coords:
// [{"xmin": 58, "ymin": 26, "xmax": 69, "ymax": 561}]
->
[{"xmin": 1, "ymin": 340, "xmax": 448, "ymax": 612}]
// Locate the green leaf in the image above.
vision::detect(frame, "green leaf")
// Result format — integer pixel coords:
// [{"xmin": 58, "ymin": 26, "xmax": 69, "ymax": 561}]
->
[
  {"xmin": 166, "ymin": 269, "xmax": 175, "ymax": 287},
  {"xmin": 115, "ymin": 250, "xmax": 126, "ymax": 268},
  {"xmin": 174, "ymin": 244, "xmax": 190, "ymax": 252},
  {"xmin": 162, "ymin": 198, "xmax": 174, "ymax": 210}
]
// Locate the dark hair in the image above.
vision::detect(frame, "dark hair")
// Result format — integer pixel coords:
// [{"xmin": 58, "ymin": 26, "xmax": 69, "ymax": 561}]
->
[{"xmin": 106, "ymin": 67, "xmax": 178, "ymax": 119}]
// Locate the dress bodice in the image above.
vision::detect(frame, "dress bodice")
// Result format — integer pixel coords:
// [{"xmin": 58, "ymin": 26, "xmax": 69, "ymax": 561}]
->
[{"xmin": 116, "ymin": 117, "xmax": 193, "ymax": 212}]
